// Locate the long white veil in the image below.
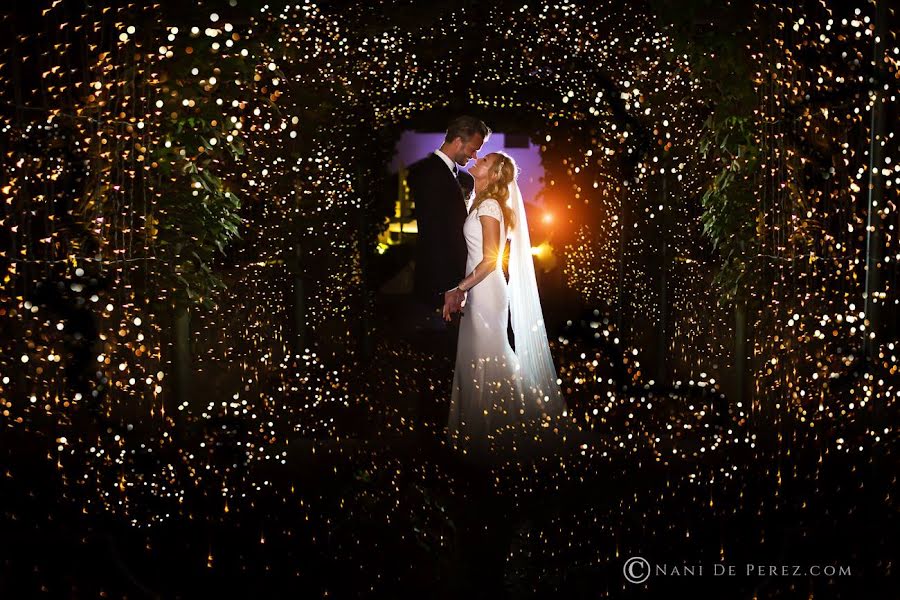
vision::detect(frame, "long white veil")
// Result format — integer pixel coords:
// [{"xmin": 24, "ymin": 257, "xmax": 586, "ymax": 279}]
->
[{"xmin": 506, "ymin": 177, "xmax": 567, "ymax": 419}]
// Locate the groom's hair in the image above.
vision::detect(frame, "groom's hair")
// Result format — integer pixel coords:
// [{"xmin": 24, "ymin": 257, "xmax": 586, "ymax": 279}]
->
[{"xmin": 445, "ymin": 116, "xmax": 491, "ymax": 144}]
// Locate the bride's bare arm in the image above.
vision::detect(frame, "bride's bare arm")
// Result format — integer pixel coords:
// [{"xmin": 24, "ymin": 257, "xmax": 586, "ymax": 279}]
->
[{"xmin": 456, "ymin": 215, "xmax": 501, "ymax": 292}]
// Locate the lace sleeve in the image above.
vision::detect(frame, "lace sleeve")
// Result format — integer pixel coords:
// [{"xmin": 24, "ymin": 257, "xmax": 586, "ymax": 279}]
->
[{"xmin": 476, "ymin": 198, "xmax": 502, "ymax": 221}]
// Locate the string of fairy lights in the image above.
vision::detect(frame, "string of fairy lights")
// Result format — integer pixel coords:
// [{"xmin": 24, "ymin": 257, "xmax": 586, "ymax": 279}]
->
[
  {"xmin": 749, "ymin": 2, "xmax": 899, "ymax": 437},
  {"xmin": 0, "ymin": 4, "xmax": 896, "ymax": 590}
]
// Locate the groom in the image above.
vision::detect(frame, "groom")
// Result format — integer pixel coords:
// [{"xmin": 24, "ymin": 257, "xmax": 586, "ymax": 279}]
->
[{"xmin": 405, "ymin": 115, "xmax": 490, "ymax": 434}]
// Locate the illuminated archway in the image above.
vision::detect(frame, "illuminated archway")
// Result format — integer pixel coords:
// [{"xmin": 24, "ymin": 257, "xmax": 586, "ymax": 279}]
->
[{"xmin": 219, "ymin": 0, "xmax": 730, "ymax": 399}]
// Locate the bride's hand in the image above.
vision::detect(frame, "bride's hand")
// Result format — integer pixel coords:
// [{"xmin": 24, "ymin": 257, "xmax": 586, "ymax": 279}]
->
[
  {"xmin": 443, "ymin": 288, "xmax": 465, "ymax": 321},
  {"xmin": 442, "ymin": 298, "xmax": 452, "ymax": 322}
]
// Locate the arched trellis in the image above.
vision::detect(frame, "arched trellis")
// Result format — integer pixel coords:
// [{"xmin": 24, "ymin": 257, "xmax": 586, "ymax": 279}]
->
[
  {"xmin": 0, "ymin": 0, "xmax": 736, "ymax": 441},
  {"xmin": 194, "ymin": 0, "xmax": 735, "ymax": 418},
  {"xmin": 1, "ymin": 0, "xmax": 896, "ymax": 540}
]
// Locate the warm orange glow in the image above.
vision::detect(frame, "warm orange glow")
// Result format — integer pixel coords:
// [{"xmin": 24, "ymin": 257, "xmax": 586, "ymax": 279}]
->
[{"xmin": 531, "ymin": 242, "xmax": 552, "ymax": 257}]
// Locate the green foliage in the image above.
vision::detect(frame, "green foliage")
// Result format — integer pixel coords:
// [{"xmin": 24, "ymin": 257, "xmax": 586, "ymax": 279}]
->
[
  {"xmin": 73, "ymin": 14, "xmax": 255, "ymax": 310},
  {"xmin": 653, "ymin": 0, "xmax": 764, "ymax": 307},
  {"xmin": 698, "ymin": 114, "xmax": 763, "ymax": 307},
  {"xmin": 150, "ymin": 120, "xmax": 244, "ymax": 309},
  {"xmin": 146, "ymin": 33, "xmax": 253, "ymax": 309}
]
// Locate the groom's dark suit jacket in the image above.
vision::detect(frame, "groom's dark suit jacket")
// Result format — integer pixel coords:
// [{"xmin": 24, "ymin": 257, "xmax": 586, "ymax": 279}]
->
[{"xmin": 407, "ymin": 153, "xmax": 475, "ymax": 310}]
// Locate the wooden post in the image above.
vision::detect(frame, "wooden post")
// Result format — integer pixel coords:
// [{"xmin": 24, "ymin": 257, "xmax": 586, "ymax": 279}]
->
[
  {"xmin": 734, "ymin": 300, "xmax": 749, "ymax": 417},
  {"xmin": 863, "ymin": 0, "xmax": 888, "ymax": 362},
  {"xmin": 616, "ymin": 183, "xmax": 628, "ymax": 339},
  {"xmin": 356, "ymin": 165, "xmax": 373, "ymax": 362},
  {"xmin": 293, "ymin": 243, "xmax": 307, "ymax": 355},
  {"xmin": 174, "ymin": 301, "xmax": 191, "ymax": 412},
  {"xmin": 358, "ymin": 207, "xmax": 372, "ymax": 361},
  {"xmin": 657, "ymin": 161, "xmax": 670, "ymax": 389}
]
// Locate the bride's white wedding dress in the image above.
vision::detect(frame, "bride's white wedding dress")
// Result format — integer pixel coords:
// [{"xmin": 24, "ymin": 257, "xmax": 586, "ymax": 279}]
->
[{"xmin": 447, "ymin": 198, "xmax": 566, "ymax": 457}]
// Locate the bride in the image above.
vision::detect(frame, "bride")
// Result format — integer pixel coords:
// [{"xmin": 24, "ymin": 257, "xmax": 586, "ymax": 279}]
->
[{"xmin": 443, "ymin": 151, "xmax": 568, "ymax": 457}]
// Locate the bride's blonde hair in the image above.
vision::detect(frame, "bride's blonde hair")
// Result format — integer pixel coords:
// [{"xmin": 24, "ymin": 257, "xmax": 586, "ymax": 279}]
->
[{"xmin": 471, "ymin": 151, "xmax": 517, "ymax": 232}]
